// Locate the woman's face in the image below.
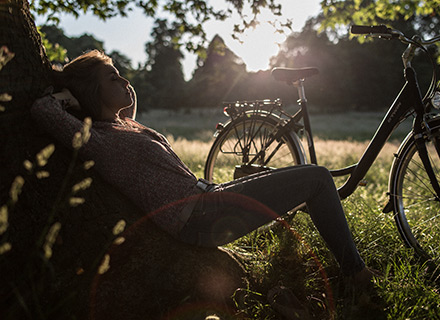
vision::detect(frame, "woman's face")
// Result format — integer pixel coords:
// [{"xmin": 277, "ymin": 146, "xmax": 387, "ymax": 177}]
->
[{"xmin": 97, "ymin": 64, "xmax": 133, "ymax": 121}]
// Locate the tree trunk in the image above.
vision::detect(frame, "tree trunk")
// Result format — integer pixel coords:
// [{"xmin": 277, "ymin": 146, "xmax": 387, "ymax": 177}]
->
[{"xmin": 0, "ymin": 2, "xmax": 246, "ymax": 319}]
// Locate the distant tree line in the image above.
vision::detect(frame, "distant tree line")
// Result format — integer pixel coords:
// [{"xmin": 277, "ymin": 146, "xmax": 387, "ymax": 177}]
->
[{"xmin": 41, "ymin": 14, "xmax": 438, "ymax": 113}]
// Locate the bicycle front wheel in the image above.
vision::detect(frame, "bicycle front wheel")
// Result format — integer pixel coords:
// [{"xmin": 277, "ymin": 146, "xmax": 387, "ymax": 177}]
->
[
  {"xmin": 390, "ymin": 121, "xmax": 440, "ymax": 261},
  {"xmin": 204, "ymin": 114, "xmax": 306, "ymax": 184}
]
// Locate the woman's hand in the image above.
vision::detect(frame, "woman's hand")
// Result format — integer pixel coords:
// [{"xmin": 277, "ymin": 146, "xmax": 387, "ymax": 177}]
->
[{"xmin": 52, "ymin": 88, "xmax": 81, "ymax": 110}]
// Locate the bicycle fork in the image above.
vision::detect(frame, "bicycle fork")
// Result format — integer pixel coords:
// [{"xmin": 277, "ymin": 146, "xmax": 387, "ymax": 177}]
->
[
  {"xmin": 414, "ymin": 127, "xmax": 440, "ymax": 201},
  {"xmin": 411, "ymin": 66, "xmax": 440, "ymax": 201}
]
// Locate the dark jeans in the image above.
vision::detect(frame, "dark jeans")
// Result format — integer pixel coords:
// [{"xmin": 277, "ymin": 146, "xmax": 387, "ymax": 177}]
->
[{"xmin": 178, "ymin": 165, "xmax": 365, "ymax": 275}]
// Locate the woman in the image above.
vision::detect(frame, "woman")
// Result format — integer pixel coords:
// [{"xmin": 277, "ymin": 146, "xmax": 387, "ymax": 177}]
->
[{"xmin": 31, "ymin": 50, "xmax": 373, "ymax": 303}]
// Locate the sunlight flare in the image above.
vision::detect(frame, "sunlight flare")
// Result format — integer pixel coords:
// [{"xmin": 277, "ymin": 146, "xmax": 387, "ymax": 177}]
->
[{"xmin": 237, "ymin": 20, "xmax": 287, "ymax": 72}]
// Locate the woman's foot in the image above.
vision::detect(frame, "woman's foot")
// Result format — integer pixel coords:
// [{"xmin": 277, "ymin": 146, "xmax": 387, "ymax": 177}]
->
[
  {"xmin": 267, "ymin": 285, "xmax": 310, "ymax": 320},
  {"xmin": 351, "ymin": 267, "xmax": 380, "ymax": 290}
]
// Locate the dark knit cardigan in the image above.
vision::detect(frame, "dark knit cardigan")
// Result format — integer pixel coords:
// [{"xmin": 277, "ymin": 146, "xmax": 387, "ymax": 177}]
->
[{"xmin": 31, "ymin": 94, "xmax": 200, "ymax": 236}]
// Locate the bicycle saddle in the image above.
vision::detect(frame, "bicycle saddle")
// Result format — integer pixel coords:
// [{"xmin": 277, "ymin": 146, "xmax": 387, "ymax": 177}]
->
[{"xmin": 271, "ymin": 67, "xmax": 319, "ymax": 83}]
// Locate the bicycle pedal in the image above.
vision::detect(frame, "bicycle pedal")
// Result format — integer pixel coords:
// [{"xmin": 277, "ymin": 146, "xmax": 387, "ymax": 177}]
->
[{"xmin": 358, "ymin": 179, "xmax": 368, "ymax": 186}]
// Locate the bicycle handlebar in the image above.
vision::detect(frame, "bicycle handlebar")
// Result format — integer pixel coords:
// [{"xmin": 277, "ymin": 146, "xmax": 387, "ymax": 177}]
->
[
  {"xmin": 350, "ymin": 25, "xmax": 390, "ymax": 35},
  {"xmin": 351, "ymin": 25, "xmax": 440, "ymax": 104},
  {"xmin": 351, "ymin": 25, "xmax": 440, "ymax": 45}
]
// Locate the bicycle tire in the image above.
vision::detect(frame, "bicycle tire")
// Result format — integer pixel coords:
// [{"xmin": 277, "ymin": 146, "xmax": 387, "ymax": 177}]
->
[
  {"xmin": 389, "ymin": 118, "xmax": 440, "ymax": 261},
  {"xmin": 204, "ymin": 113, "xmax": 306, "ymax": 183}
]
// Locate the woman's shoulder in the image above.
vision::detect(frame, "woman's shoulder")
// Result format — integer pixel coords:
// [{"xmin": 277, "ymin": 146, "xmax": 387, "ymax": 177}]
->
[
  {"xmin": 121, "ymin": 118, "xmax": 161, "ymax": 135},
  {"xmin": 92, "ymin": 118, "xmax": 170, "ymax": 148}
]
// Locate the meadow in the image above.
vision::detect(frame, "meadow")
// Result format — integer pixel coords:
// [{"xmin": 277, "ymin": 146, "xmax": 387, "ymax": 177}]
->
[{"xmin": 138, "ymin": 108, "xmax": 440, "ymax": 319}]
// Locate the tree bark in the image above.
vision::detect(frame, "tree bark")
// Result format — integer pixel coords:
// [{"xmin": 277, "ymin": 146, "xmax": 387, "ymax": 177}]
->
[{"xmin": 0, "ymin": 2, "xmax": 246, "ymax": 319}]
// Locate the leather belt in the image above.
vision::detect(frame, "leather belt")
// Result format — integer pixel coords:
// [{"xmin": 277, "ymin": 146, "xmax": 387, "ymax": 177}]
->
[
  {"xmin": 195, "ymin": 178, "xmax": 214, "ymax": 192},
  {"xmin": 177, "ymin": 179, "xmax": 215, "ymax": 230}
]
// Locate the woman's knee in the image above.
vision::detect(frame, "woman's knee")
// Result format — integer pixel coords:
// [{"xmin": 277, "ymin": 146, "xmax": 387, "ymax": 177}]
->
[
  {"xmin": 303, "ymin": 165, "xmax": 337, "ymax": 196},
  {"xmin": 292, "ymin": 165, "xmax": 332, "ymax": 182},
  {"xmin": 313, "ymin": 165, "xmax": 333, "ymax": 179}
]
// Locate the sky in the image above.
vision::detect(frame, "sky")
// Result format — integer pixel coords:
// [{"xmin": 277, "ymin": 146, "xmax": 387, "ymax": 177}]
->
[{"xmin": 36, "ymin": 0, "xmax": 322, "ymax": 79}]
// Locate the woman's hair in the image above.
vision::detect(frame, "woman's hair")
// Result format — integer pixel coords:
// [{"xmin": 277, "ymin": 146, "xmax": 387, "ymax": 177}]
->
[{"xmin": 51, "ymin": 50, "xmax": 113, "ymax": 119}]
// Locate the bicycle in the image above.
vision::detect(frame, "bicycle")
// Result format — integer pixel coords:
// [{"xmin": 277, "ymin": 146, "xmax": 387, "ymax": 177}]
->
[{"xmin": 204, "ymin": 25, "xmax": 440, "ymax": 262}]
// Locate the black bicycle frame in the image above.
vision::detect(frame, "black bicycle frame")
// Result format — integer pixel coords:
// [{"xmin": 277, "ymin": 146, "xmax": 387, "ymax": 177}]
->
[
  {"xmin": 298, "ymin": 66, "xmax": 438, "ymax": 199},
  {"xmin": 242, "ymin": 66, "xmax": 440, "ymax": 201}
]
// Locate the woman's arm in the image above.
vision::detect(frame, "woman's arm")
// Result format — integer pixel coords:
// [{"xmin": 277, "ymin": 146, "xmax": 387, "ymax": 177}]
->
[
  {"xmin": 31, "ymin": 92, "xmax": 83, "ymax": 145},
  {"xmin": 51, "ymin": 88, "xmax": 80, "ymax": 109},
  {"xmin": 31, "ymin": 91, "xmax": 103, "ymax": 156}
]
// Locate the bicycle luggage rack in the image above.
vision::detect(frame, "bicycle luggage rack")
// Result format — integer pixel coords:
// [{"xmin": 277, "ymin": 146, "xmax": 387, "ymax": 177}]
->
[{"xmin": 222, "ymin": 99, "xmax": 284, "ymax": 120}]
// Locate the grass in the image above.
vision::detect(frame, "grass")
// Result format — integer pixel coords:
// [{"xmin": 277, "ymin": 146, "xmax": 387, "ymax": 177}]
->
[
  {"xmin": 3, "ymin": 106, "xmax": 439, "ymax": 319},
  {"xmin": 137, "ymin": 107, "xmax": 414, "ymax": 142},
  {"xmin": 141, "ymin": 108, "xmax": 440, "ymax": 319}
]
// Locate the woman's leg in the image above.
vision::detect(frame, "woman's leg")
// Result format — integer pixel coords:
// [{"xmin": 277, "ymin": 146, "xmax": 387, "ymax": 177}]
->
[{"xmin": 178, "ymin": 165, "xmax": 365, "ymax": 275}]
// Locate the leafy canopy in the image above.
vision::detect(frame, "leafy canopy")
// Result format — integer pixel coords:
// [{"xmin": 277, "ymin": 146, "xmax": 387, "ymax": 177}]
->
[
  {"xmin": 31, "ymin": 0, "xmax": 290, "ymax": 53},
  {"xmin": 320, "ymin": 0, "xmax": 440, "ymax": 30},
  {"xmin": 319, "ymin": 0, "xmax": 440, "ymax": 63}
]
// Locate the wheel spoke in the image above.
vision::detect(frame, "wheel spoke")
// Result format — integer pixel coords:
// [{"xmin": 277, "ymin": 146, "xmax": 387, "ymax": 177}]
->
[
  {"xmin": 392, "ymin": 131, "xmax": 440, "ymax": 261},
  {"xmin": 406, "ymin": 158, "xmax": 437, "ymax": 196},
  {"xmin": 205, "ymin": 116, "xmax": 303, "ymax": 183}
]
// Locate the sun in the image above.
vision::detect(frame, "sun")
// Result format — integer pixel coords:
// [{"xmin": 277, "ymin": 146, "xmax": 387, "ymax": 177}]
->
[{"xmin": 234, "ymin": 20, "xmax": 287, "ymax": 72}]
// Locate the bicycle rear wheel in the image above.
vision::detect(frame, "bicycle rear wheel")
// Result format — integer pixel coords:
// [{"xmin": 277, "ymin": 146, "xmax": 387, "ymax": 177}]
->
[
  {"xmin": 204, "ymin": 114, "xmax": 305, "ymax": 184},
  {"xmin": 390, "ymin": 120, "xmax": 440, "ymax": 261}
]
